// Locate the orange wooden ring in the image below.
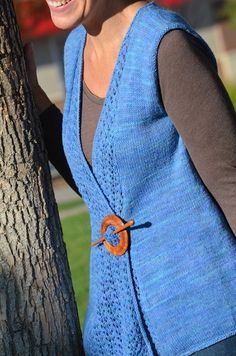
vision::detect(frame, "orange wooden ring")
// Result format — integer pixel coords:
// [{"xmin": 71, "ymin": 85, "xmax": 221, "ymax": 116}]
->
[{"xmin": 101, "ymin": 214, "xmax": 130, "ymax": 256}]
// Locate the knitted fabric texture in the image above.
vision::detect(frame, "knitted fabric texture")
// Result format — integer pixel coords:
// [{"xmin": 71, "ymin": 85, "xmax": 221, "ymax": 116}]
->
[{"xmin": 62, "ymin": 2, "xmax": 236, "ymax": 355}]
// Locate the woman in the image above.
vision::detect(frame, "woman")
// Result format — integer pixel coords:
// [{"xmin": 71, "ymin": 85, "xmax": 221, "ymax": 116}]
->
[{"xmin": 24, "ymin": 0, "xmax": 236, "ymax": 354}]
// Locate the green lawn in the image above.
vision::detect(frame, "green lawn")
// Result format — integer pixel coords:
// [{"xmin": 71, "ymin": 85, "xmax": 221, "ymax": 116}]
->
[
  {"xmin": 225, "ymin": 82, "xmax": 236, "ymax": 109},
  {"xmin": 58, "ymin": 199, "xmax": 84, "ymax": 212},
  {"xmin": 60, "ymin": 202, "xmax": 91, "ymax": 329}
]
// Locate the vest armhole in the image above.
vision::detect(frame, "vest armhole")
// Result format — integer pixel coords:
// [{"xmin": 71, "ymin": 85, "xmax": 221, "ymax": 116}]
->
[{"xmin": 154, "ymin": 24, "xmax": 218, "ymax": 113}]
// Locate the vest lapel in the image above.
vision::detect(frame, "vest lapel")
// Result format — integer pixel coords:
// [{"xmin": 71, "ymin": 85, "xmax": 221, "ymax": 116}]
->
[{"xmin": 65, "ymin": 2, "xmax": 153, "ymax": 218}]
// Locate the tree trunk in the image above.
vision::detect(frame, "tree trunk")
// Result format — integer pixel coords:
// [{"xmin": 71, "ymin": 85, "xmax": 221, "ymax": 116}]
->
[{"xmin": 0, "ymin": 1, "xmax": 84, "ymax": 355}]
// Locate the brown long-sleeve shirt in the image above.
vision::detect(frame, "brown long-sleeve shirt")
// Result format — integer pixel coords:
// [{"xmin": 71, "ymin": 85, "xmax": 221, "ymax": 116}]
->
[{"xmin": 40, "ymin": 29, "xmax": 236, "ymax": 236}]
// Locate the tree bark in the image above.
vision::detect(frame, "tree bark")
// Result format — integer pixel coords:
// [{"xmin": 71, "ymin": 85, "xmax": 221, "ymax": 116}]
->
[{"xmin": 0, "ymin": 1, "xmax": 84, "ymax": 355}]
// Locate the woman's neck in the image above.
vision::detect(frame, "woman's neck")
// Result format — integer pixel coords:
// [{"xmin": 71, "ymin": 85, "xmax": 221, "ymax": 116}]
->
[{"xmin": 83, "ymin": 1, "xmax": 147, "ymax": 57}]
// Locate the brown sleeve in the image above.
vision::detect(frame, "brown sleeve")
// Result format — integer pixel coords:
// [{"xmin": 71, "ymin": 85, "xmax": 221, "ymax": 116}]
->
[
  {"xmin": 39, "ymin": 104, "xmax": 81, "ymax": 197},
  {"xmin": 158, "ymin": 29, "xmax": 236, "ymax": 236}
]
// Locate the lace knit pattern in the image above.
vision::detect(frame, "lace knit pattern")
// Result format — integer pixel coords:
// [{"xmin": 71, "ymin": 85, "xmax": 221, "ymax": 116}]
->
[
  {"xmin": 82, "ymin": 18, "xmax": 151, "ymax": 355},
  {"xmin": 83, "ymin": 228, "xmax": 151, "ymax": 355}
]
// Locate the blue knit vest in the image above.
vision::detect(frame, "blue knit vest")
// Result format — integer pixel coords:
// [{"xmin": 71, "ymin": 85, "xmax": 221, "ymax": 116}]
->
[{"xmin": 62, "ymin": 2, "xmax": 236, "ymax": 355}]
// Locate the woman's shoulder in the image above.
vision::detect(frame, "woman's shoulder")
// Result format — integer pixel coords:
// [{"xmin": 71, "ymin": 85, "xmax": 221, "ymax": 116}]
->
[
  {"xmin": 135, "ymin": 3, "xmax": 216, "ymax": 67},
  {"xmin": 147, "ymin": 2, "xmax": 191, "ymax": 30},
  {"xmin": 156, "ymin": 26, "xmax": 218, "ymax": 73}
]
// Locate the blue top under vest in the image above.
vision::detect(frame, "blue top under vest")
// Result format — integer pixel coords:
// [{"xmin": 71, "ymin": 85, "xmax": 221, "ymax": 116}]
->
[{"xmin": 62, "ymin": 2, "xmax": 236, "ymax": 355}]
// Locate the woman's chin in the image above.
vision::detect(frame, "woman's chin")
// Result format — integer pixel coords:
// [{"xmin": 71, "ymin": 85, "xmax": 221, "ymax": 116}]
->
[{"xmin": 50, "ymin": 13, "xmax": 81, "ymax": 30}]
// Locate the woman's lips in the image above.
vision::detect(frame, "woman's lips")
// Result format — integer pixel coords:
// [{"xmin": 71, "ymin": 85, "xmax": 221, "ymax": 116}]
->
[{"xmin": 47, "ymin": 0, "xmax": 75, "ymax": 12}]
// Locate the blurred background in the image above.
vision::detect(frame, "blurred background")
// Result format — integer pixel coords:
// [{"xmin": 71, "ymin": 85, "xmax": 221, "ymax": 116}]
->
[{"xmin": 13, "ymin": 0, "xmax": 236, "ymax": 327}]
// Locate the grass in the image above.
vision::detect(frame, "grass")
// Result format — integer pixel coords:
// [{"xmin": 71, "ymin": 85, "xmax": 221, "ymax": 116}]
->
[
  {"xmin": 58, "ymin": 199, "xmax": 84, "ymax": 212},
  {"xmin": 224, "ymin": 82, "xmax": 236, "ymax": 109},
  {"xmin": 60, "ymin": 206, "xmax": 91, "ymax": 329}
]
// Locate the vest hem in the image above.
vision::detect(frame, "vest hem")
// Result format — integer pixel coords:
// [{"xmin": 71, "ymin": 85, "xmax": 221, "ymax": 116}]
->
[{"xmin": 186, "ymin": 330, "xmax": 236, "ymax": 356}]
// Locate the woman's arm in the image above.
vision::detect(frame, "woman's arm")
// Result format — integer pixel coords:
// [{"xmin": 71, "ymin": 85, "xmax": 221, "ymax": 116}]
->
[
  {"xmin": 158, "ymin": 29, "xmax": 236, "ymax": 236},
  {"xmin": 39, "ymin": 104, "xmax": 81, "ymax": 196},
  {"xmin": 23, "ymin": 42, "xmax": 80, "ymax": 196}
]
